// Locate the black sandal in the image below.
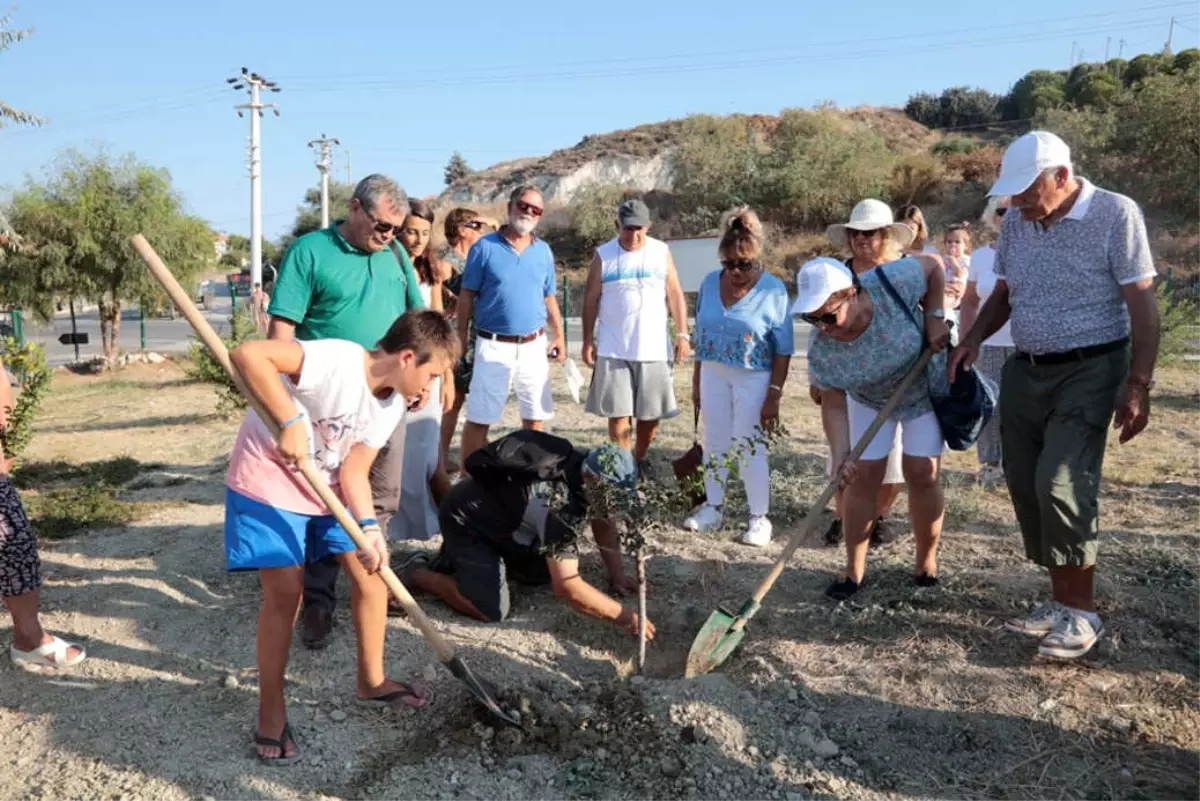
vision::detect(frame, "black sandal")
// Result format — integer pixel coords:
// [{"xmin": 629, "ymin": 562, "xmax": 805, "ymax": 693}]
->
[
  {"xmin": 254, "ymin": 722, "xmax": 300, "ymax": 765},
  {"xmin": 825, "ymin": 577, "xmax": 860, "ymax": 601},
  {"xmin": 914, "ymin": 572, "xmax": 940, "ymax": 588}
]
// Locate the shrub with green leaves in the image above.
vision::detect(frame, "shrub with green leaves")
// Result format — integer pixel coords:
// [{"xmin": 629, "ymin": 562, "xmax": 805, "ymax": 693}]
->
[
  {"xmin": 183, "ymin": 307, "xmax": 259, "ymax": 417},
  {"xmin": 0, "ymin": 338, "xmax": 52, "ymax": 466}
]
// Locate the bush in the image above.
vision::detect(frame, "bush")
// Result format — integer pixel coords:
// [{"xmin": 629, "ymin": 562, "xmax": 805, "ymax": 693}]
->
[
  {"xmin": 931, "ymin": 137, "xmax": 978, "ymax": 156},
  {"xmin": 668, "ymin": 115, "xmax": 762, "ymax": 215},
  {"xmin": 888, "ymin": 152, "xmax": 945, "ymax": 206},
  {"xmin": 567, "ymin": 183, "xmax": 627, "ymax": 251},
  {"xmin": 1158, "ymin": 285, "xmax": 1199, "ymax": 363},
  {"xmin": 943, "ymin": 147, "xmax": 1003, "ymax": 184},
  {"xmin": 904, "ymin": 87, "xmax": 1003, "ymax": 128},
  {"xmin": 0, "ymin": 338, "xmax": 51, "ymax": 466},
  {"xmin": 183, "ymin": 307, "xmax": 259, "ymax": 417},
  {"xmin": 1008, "ymin": 70, "xmax": 1068, "ymax": 119}
]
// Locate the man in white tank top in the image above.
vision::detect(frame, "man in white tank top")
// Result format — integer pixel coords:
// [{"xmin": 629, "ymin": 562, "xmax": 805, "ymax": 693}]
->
[{"xmin": 581, "ymin": 199, "xmax": 690, "ymax": 476}]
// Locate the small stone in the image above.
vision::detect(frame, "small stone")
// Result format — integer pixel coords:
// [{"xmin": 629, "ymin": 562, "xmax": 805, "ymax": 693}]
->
[
  {"xmin": 661, "ymin": 756, "xmax": 684, "ymax": 779},
  {"xmin": 422, "ymin": 664, "xmax": 439, "ymax": 683},
  {"xmin": 449, "ymin": 772, "xmax": 459, "ymax": 785},
  {"xmin": 840, "ymin": 756, "xmax": 858, "ymax": 768},
  {"xmin": 507, "ymin": 768, "xmax": 522, "ymax": 780},
  {"xmin": 222, "ymin": 675, "xmax": 239, "ymax": 690},
  {"xmin": 1039, "ymin": 699, "xmax": 1058, "ymax": 712},
  {"xmin": 748, "ymin": 746, "xmax": 760, "ymax": 758},
  {"xmin": 801, "ymin": 709, "xmax": 821, "ymax": 728},
  {"xmin": 786, "ymin": 688, "xmax": 799, "ymax": 702},
  {"xmin": 630, "ymin": 675, "xmax": 647, "ymax": 686},
  {"xmin": 1117, "ymin": 768, "xmax": 1134, "ymax": 784},
  {"xmin": 329, "ymin": 710, "xmax": 347, "ymax": 723},
  {"xmin": 595, "ymin": 748, "xmax": 608, "ymax": 760},
  {"xmin": 812, "ymin": 738, "xmax": 840, "ymax": 759},
  {"xmin": 1104, "ymin": 716, "xmax": 1134, "ymax": 733}
]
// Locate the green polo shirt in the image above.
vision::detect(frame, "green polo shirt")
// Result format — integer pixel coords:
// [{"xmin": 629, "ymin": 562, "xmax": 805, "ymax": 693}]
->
[{"xmin": 268, "ymin": 221, "xmax": 425, "ymax": 348}]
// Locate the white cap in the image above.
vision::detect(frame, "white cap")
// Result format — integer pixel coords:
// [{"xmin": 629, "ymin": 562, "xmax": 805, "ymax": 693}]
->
[
  {"xmin": 988, "ymin": 131, "xmax": 1072, "ymax": 197},
  {"xmin": 791, "ymin": 258, "xmax": 855, "ymax": 316}
]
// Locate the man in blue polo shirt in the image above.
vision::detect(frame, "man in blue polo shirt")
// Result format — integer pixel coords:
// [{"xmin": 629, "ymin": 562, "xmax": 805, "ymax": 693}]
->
[{"xmin": 454, "ymin": 185, "xmax": 566, "ymax": 463}]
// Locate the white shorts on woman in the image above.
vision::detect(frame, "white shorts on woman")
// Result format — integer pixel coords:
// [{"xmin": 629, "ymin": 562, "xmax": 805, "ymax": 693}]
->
[{"xmin": 847, "ymin": 395, "xmax": 943, "ymax": 461}]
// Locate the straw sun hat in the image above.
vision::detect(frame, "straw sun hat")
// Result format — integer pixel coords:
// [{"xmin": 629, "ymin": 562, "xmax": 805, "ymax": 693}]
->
[{"xmin": 826, "ymin": 199, "xmax": 915, "ymax": 250}]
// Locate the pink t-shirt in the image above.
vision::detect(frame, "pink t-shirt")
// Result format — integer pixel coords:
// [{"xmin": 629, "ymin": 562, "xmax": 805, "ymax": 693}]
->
[{"xmin": 226, "ymin": 339, "xmax": 408, "ymax": 515}]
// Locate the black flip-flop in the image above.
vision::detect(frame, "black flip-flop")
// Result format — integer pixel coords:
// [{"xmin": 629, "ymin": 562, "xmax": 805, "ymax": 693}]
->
[
  {"xmin": 825, "ymin": 577, "xmax": 861, "ymax": 602},
  {"xmin": 254, "ymin": 722, "xmax": 300, "ymax": 765},
  {"xmin": 355, "ymin": 683, "xmax": 433, "ymax": 710},
  {"xmin": 914, "ymin": 572, "xmax": 940, "ymax": 588}
]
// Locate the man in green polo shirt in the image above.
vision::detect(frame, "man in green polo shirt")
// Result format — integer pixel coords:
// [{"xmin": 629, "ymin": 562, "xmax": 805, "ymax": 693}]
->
[{"xmin": 268, "ymin": 173, "xmax": 426, "ymax": 650}]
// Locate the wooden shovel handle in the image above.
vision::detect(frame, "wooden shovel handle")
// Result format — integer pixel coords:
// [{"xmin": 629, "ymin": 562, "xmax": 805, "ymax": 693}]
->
[
  {"xmin": 747, "ymin": 348, "xmax": 936, "ymax": 608},
  {"xmin": 130, "ymin": 234, "xmax": 455, "ymax": 663}
]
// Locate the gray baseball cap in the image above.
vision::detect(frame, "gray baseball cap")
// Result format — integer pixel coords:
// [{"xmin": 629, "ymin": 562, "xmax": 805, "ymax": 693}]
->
[{"xmin": 617, "ymin": 199, "xmax": 651, "ymax": 228}]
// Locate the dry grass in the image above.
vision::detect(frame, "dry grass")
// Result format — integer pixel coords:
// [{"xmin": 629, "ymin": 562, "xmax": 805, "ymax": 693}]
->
[{"xmin": 11, "ymin": 358, "xmax": 1198, "ymax": 800}]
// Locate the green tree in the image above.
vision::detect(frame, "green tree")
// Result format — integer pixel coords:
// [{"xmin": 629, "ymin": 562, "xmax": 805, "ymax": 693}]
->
[
  {"xmin": 1115, "ymin": 66, "xmax": 1200, "ymax": 215},
  {"xmin": 757, "ymin": 109, "xmax": 895, "ymax": 226},
  {"xmin": 1069, "ymin": 71, "xmax": 1122, "ymax": 108},
  {"xmin": 567, "ymin": 184, "xmax": 627, "ymax": 251},
  {"xmin": 1008, "ymin": 70, "xmax": 1068, "ymax": 119},
  {"xmin": 1173, "ymin": 48, "xmax": 1200, "ymax": 74},
  {"xmin": 444, "ymin": 151, "xmax": 472, "ymax": 186},
  {"xmin": 1123, "ymin": 53, "xmax": 1169, "ymax": 86},
  {"xmin": 1, "ymin": 150, "xmax": 213, "ymax": 363},
  {"xmin": 0, "ymin": 8, "xmax": 42, "ymax": 128},
  {"xmin": 668, "ymin": 114, "xmax": 762, "ymax": 230},
  {"xmin": 277, "ymin": 181, "xmax": 354, "ymax": 257}
]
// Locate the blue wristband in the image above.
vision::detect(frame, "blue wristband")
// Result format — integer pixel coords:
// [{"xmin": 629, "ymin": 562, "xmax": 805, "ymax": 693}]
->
[
  {"xmin": 280, "ymin": 413, "xmax": 303, "ymax": 430},
  {"xmin": 358, "ymin": 518, "xmax": 378, "ymax": 528}
]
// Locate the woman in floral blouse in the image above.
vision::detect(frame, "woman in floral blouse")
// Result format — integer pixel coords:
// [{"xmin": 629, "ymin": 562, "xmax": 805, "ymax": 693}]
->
[{"xmin": 683, "ymin": 208, "xmax": 793, "ymax": 547}]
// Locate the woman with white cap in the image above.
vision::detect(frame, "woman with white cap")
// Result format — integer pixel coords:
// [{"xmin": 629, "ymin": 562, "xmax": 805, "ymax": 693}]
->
[
  {"xmin": 683, "ymin": 208, "xmax": 793, "ymax": 547},
  {"xmin": 812, "ymin": 199, "xmax": 913, "ymax": 547},
  {"xmin": 960, "ymin": 196, "xmax": 1012, "ymax": 487},
  {"xmin": 793, "ymin": 254, "xmax": 950, "ymax": 600}
]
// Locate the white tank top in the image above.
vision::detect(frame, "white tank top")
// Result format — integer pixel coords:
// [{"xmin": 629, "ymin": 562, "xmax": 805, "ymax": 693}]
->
[{"xmin": 595, "ymin": 237, "xmax": 671, "ymax": 362}]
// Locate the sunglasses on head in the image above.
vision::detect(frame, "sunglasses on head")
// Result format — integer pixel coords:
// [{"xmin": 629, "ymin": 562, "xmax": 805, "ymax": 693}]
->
[
  {"xmin": 516, "ymin": 200, "xmax": 543, "ymax": 218},
  {"xmin": 721, "ymin": 259, "xmax": 758, "ymax": 273},
  {"xmin": 361, "ymin": 205, "xmax": 404, "ymax": 237}
]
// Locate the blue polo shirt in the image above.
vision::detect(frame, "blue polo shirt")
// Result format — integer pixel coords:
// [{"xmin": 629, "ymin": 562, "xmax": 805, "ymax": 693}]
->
[{"xmin": 462, "ymin": 231, "xmax": 556, "ymax": 336}]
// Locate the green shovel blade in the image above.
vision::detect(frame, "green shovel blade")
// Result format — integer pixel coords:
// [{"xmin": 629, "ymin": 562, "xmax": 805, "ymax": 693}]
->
[{"xmin": 685, "ymin": 607, "xmax": 744, "ymax": 678}]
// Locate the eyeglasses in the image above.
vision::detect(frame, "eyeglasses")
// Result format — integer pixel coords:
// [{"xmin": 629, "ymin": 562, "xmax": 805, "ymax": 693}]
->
[
  {"xmin": 721, "ymin": 259, "xmax": 758, "ymax": 273},
  {"xmin": 800, "ymin": 296, "xmax": 851, "ymax": 327},
  {"xmin": 461, "ymin": 220, "xmax": 486, "ymax": 231},
  {"xmin": 515, "ymin": 200, "xmax": 543, "ymax": 218},
  {"xmin": 995, "ymin": 207, "xmax": 1008, "ymax": 217},
  {"xmin": 361, "ymin": 205, "xmax": 404, "ymax": 237},
  {"xmin": 848, "ymin": 229, "xmax": 882, "ymax": 240}
]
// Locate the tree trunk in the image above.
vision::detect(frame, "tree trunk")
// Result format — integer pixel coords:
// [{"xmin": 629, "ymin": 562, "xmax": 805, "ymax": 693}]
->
[
  {"xmin": 98, "ymin": 296, "xmax": 121, "ymax": 365},
  {"xmin": 637, "ymin": 548, "xmax": 647, "ymax": 674}
]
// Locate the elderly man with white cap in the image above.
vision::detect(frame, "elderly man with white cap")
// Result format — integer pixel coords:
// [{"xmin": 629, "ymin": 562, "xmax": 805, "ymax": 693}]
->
[
  {"xmin": 793, "ymin": 252, "xmax": 949, "ymax": 601},
  {"xmin": 948, "ymin": 131, "xmax": 1160, "ymax": 660}
]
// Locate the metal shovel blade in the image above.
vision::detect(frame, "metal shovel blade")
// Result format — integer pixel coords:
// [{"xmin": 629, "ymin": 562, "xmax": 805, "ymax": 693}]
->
[
  {"xmin": 446, "ymin": 654, "xmax": 523, "ymax": 728},
  {"xmin": 685, "ymin": 606, "xmax": 744, "ymax": 678}
]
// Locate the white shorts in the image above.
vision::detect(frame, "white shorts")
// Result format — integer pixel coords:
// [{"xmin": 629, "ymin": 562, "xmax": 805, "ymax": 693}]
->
[
  {"xmin": 827, "ymin": 425, "xmax": 904, "ymax": 484},
  {"xmin": 847, "ymin": 395, "xmax": 943, "ymax": 461},
  {"xmin": 465, "ymin": 334, "xmax": 553, "ymax": 425}
]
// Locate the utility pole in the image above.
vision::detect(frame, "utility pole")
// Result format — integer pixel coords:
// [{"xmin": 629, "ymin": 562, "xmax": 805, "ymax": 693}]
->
[
  {"xmin": 1117, "ymin": 39, "xmax": 1127, "ymax": 81},
  {"xmin": 343, "ymin": 151, "xmax": 352, "ymax": 185},
  {"xmin": 1105, "ymin": 36, "xmax": 1111, "ymax": 62},
  {"xmin": 227, "ymin": 67, "xmax": 281, "ymax": 290},
  {"xmin": 1070, "ymin": 40, "xmax": 1077, "ymax": 67},
  {"xmin": 308, "ymin": 134, "xmax": 340, "ymax": 229},
  {"xmin": 1166, "ymin": 16, "xmax": 1176, "ymax": 54}
]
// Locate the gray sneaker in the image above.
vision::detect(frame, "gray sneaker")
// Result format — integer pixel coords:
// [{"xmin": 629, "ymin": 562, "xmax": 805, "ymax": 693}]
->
[
  {"xmin": 1004, "ymin": 601, "xmax": 1064, "ymax": 637},
  {"xmin": 1039, "ymin": 609, "xmax": 1105, "ymax": 660}
]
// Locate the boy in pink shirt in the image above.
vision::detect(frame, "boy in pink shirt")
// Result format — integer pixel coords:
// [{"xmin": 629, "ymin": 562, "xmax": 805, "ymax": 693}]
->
[{"xmin": 225, "ymin": 310, "xmax": 458, "ymax": 763}]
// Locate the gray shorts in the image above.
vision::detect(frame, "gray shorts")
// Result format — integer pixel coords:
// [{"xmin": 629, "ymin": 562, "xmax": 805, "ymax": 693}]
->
[{"xmin": 585, "ymin": 357, "xmax": 679, "ymax": 421}]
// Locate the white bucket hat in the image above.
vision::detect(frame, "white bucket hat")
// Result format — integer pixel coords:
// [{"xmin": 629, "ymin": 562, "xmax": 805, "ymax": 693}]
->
[{"xmin": 827, "ymin": 199, "xmax": 915, "ymax": 250}]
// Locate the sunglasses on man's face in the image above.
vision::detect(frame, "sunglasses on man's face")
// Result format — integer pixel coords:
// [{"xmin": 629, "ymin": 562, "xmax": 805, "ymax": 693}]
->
[
  {"xmin": 721, "ymin": 259, "xmax": 758, "ymax": 273},
  {"xmin": 515, "ymin": 200, "xmax": 543, "ymax": 218},
  {"xmin": 996, "ymin": 207, "xmax": 1008, "ymax": 217},
  {"xmin": 361, "ymin": 205, "xmax": 404, "ymax": 237}
]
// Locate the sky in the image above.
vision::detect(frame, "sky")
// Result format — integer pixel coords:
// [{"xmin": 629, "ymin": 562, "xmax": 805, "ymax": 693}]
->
[{"xmin": 2, "ymin": 0, "xmax": 1197, "ymax": 240}]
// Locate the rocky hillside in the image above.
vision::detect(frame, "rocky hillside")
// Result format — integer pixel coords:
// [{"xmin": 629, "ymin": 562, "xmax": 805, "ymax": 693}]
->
[{"xmin": 441, "ymin": 107, "xmax": 939, "ymax": 205}]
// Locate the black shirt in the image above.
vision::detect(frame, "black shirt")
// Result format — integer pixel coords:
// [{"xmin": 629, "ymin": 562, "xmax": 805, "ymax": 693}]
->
[{"xmin": 441, "ymin": 431, "xmax": 589, "ymax": 558}]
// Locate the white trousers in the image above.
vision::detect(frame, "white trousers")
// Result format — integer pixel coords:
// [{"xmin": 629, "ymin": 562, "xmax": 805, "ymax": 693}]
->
[{"xmin": 700, "ymin": 362, "xmax": 771, "ymax": 517}]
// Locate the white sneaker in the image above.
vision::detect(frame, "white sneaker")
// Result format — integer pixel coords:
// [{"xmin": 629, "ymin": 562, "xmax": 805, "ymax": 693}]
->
[
  {"xmin": 1004, "ymin": 601, "xmax": 1064, "ymax": 637},
  {"xmin": 683, "ymin": 504, "xmax": 723, "ymax": 533},
  {"xmin": 1039, "ymin": 608, "xmax": 1105, "ymax": 660},
  {"xmin": 739, "ymin": 516, "xmax": 773, "ymax": 547}
]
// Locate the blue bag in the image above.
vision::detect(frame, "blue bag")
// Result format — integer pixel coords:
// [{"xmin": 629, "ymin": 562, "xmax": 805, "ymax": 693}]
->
[{"xmin": 876, "ymin": 267, "xmax": 998, "ymax": 451}]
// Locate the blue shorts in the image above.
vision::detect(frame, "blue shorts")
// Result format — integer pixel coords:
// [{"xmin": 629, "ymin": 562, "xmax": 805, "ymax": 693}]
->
[{"xmin": 224, "ymin": 488, "xmax": 356, "ymax": 571}]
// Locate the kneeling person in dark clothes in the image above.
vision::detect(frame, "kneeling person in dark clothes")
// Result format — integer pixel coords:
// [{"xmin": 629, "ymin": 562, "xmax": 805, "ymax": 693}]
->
[{"xmin": 404, "ymin": 430, "xmax": 656, "ymax": 639}]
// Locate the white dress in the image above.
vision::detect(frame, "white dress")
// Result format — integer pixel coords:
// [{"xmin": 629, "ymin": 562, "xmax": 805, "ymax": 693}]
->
[{"xmin": 390, "ymin": 282, "xmax": 442, "ymax": 541}]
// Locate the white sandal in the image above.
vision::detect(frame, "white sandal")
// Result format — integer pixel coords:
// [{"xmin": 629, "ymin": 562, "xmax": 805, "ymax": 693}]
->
[{"xmin": 11, "ymin": 636, "xmax": 87, "ymax": 668}]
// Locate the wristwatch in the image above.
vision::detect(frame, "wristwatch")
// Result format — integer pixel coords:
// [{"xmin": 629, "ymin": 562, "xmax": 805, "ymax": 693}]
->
[
  {"xmin": 924, "ymin": 307, "xmax": 946, "ymax": 319},
  {"xmin": 1128, "ymin": 375, "xmax": 1156, "ymax": 391}
]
